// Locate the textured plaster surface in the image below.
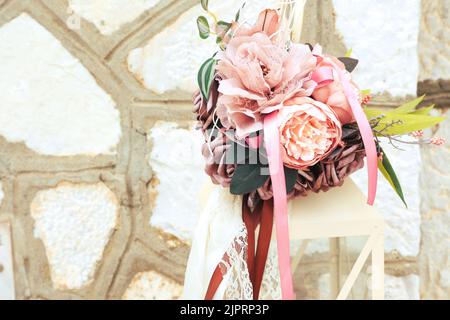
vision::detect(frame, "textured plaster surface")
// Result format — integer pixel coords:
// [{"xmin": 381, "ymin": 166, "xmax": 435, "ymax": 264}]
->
[
  {"xmin": 0, "ymin": 14, "xmax": 121, "ymax": 156},
  {"xmin": 69, "ymin": 0, "xmax": 161, "ymax": 35},
  {"xmin": 0, "ymin": 0, "xmax": 445, "ymax": 301},
  {"xmin": 385, "ymin": 274, "xmax": 420, "ymax": 300},
  {"xmin": 333, "ymin": 0, "xmax": 420, "ymax": 97},
  {"xmin": 418, "ymin": 0, "xmax": 450, "ymax": 81},
  {"xmin": 352, "ymin": 138, "xmax": 421, "ymax": 257},
  {"xmin": 0, "ymin": 181, "xmax": 3, "ymax": 207},
  {"xmin": 148, "ymin": 122, "xmax": 207, "ymax": 241},
  {"xmin": 419, "ymin": 112, "xmax": 450, "ymax": 299},
  {"xmin": 122, "ymin": 270, "xmax": 182, "ymax": 300},
  {"xmin": 31, "ymin": 182, "xmax": 119, "ymax": 290},
  {"xmin": 127, "ymin": 0, "xmax": 278, "ymax": 94}
]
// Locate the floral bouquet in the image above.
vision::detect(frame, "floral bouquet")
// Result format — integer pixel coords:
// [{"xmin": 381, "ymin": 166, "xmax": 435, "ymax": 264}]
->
[{"xmin": 185, "ymin": 1, "xmax": 445, "ymax": 300}]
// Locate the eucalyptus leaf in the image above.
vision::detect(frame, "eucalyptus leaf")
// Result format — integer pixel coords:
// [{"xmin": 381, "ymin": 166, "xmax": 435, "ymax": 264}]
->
[
  {"xmin": 230, "ymin": 164, "xmax": 268, "ymax": 195},
  {"xmin": 197, "ymin": 16, "xmax": 210, "ymax": 39},
  {"xmin": 338, "ymin": 57, "xmax": 359, "ymax": 72},
  {"xmin": 216, "ymin": 20, "xmax": 232, "ymax": 38},
  {"xmin": 217, "ymin": 20, "xmax": 231, "ymax": 29},
  {"xmin": 197, "ymin": 57, "xmax": 216, "ymax": 101},
  {"xmin": 378, "ymin": 147, "xmax": 407, "ymax": 207},
  {"xmin": 285, "ymin": 167, "xmax": 298, "ymax": 193},
  {"xmin": 201, "ymin": 0, "xmax": 208, "ymax": 11}
]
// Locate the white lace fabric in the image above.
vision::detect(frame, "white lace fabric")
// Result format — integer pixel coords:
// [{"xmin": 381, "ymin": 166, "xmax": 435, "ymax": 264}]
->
[
  {"xmin": 215, "ymin": 223, "xmax": 282, "ymax": 300},
  {"xmin": 183, "ymin": 183, "xmax": 282, "ymax": 300}
]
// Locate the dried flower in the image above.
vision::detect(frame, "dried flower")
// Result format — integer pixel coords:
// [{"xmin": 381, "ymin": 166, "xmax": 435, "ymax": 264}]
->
[{"xmin": 430, "ymin": 137, "xmax": 445, "ymax": 146}]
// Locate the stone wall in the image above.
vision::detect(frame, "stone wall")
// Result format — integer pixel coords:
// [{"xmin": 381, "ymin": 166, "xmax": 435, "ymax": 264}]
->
[{"xmin": 0, "ymin": 0, "xmax": 448, "ymax": 300}]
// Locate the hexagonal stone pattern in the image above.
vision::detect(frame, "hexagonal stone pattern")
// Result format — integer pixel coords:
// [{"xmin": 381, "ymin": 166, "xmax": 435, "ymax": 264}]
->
[
  {"xmin": 31, "ymin": 182, "xmax": 119, "ymax": 290},
  {"xmin": 127, "ymin": 0, "xmax": 278, "ymax": 94},
  {"xmin": 148, "ymin": 122, "xmax": 207, "ymax": 241},
  {"xmin": 122, "ymin": 271, "xmax": 182, "ymax": 300},
  {"xmin": 0, "ymin": 14, "xmax": 121, "ymax": 156},
  {"xmin": 333, "ymin": 0, "xmax": 420, "ymax": 96},
  {"xmin": 69, "ymin": 0, "xmax": 160, "ymax": 35},
  {"xmin": 352, "ymin": 138, "xmax": 421, "ymax": 257}
]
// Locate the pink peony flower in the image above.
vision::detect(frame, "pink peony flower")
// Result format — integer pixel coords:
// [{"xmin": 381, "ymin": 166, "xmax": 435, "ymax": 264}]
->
[
  {"xmin": 232, "ymin": 9, "xmax": 280, "ymax": 38},
  {"xmin": 216, "ymin": 21, "xmax": 317, "ymax": 139},
  {"xmin": 311, "ymin": 45, "xmax": 359, "ymax": 125},
  {"xmin": 278, "ymin": 97, "xmax": 342, "ymax": 170}
]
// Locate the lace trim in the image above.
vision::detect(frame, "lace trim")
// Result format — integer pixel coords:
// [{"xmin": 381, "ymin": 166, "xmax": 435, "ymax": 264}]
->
[
  {"xmin": 218, "ymin": 224, "xmax": 253, "ymax": 300},
  {"xmin": 259, "ymin": 241, "xmax": 282, "ymax": 300},
  {"xmin": 218, "ymin": 224, "xmax": 281, "ymax": 300}
]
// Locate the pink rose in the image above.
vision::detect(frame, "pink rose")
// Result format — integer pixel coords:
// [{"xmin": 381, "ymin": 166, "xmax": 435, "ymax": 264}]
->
[
  {"xmin": 278, "ymin": 97, "xmax": 342, "ymax": 170},
  {"xmin": 311, "ymin": 46, "xmax": 359, "ymax": 125}
]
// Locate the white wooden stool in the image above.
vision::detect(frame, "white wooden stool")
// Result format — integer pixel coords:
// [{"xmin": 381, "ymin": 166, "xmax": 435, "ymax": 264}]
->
[{"xmin": 287, "ymin": 178, "xmax": 385, "ymax": 300}]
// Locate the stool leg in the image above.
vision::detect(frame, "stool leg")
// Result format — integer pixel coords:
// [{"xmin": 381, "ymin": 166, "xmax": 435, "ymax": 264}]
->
[{"xmin": 371, "ymin": 227, "xmax": 384, "ymax": 300}]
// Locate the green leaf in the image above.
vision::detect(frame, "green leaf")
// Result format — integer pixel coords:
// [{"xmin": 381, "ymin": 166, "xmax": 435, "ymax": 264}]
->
[
  {"xmin": 365, "ymin": 106, "xmax": 445, "ymax": 136},
  {"xmin": 230, "ymin": 164, "xmax": 268, "ymax": 195},
  {"xmin": 345, "ymin": 48, "xmax": 353, "ymax": 58},
  {"xmin": 197, "ymin": 16, "xmax": 210, "ymax": 39},
  {"xmin": 364, "ymin": 107, "xmax": 385, "ymax": 119},
  {"xmin": 235, "ymin": 10, "xmax": 240, "ymax": 21},
  {"xmin": 217, "ymin": 20, "xmax": 231, "ymax": 28},
  {"xmin": 378, "ymin": 148, "xmax": 407, "ymax": 207},
  {"xmin": 200, "ymin": 0, "xmax": 208, "ymax": 11},
  {"xmin": 197, "ymin": 57, "xmax": 216, "ymax": 101},
  {"xmin": 373, "ymin": 113, "xmax": 445, "ymax": 136},
  {"xmin": 338, "ymin": 57, "xmax": 359, "ymax": 72},
  {"xmin": 285, "ymin": 167, "xmax": 298, "ymax": 193},
  {"xmin": 230, "ymin": 164, "xmax": 299, "ymax": 195},
  {"xmin": 394, "ymin": 95, "xmax": 425, "ymax": 114},
  {"xmin": 235, "ymin": 2, "xmax": 246, "ymax": 22},
  {"xmin": 216, "ymin": 20, "xmax": 232, "ymax": 42},
  {"xmin": 216, "ymin": 20, "xmax": 231, "ymax": 33},
  {"xmin": 361, "ymin": 89, "xmax": 371, "ymax": 96},
  {"xmin": 411, "ymin": 104, "xmax": 435, "ymax": 115}
]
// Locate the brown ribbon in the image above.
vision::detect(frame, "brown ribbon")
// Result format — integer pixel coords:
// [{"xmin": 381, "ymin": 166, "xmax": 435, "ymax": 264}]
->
[{"xmin": 205, "ymin": 197, "xmax": 274, "ymax": 300}]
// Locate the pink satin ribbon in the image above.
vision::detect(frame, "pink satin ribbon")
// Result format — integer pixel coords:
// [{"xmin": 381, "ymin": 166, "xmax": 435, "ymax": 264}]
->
[
  {"xmin": 311, "ymin": 66, "xmax": 334, "ymax": 88},
  {"xmin": 263, "ymin": 112, "xmax": 295, "ymax": 300},
  {"xmin": 332, "ymin": 63, "xmax": 378, "ymax": 205},
  {"xmin": 262, "ymin": 64, "xmax": 378, "ymax": 301}
]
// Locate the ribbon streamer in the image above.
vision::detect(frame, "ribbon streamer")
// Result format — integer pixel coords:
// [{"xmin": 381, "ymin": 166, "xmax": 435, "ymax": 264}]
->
[
  {"xmin": 261, "ymin": 64, "xmax": 378, "ymax": 300},
  {"xmin": 332, "ymin": 64, "xmax": 378, "ymax": 205},
  {"xmin": 263, "ymin": 112, "xmax": 295, "ymax": 300}
]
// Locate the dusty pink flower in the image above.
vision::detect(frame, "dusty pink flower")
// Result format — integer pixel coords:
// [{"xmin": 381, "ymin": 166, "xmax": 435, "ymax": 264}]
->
[
  {"xmin": 216, "ymin": 31, "xmax": 317, "ymax": 139},
  {"xmin": 232, "ymin": 9, "xmax": 280, "ymax": 38},
  {"xmin": 311, "ymin": 45, "xmax": 359, "ymax": 125},
  {"xmin": 278, "ymin": 97, "xmax": 342, "ymax": 169}
]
